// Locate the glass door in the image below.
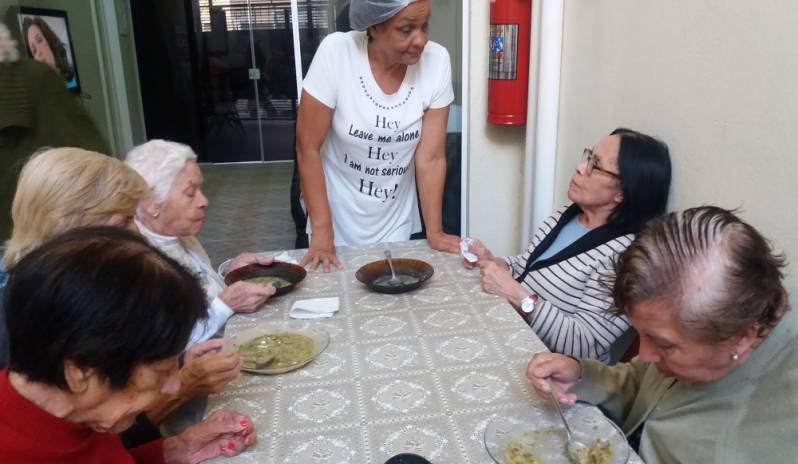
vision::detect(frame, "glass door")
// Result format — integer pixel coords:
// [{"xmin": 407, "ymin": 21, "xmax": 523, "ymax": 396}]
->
[
  {"xmin": 131, "ymin": 0, "xmax": 299, "ymax": 163},
  {"xmin": 192, "ymin": 0, "xmax": 298, "ymax": 162},
  {"xmin": 239, "ymin": 0, "xmax": 299, "ymax": 162}
]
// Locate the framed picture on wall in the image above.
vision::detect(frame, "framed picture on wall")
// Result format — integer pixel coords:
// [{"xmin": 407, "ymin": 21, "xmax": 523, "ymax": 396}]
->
[{"xmin": 17, "ymin": 6, "xmax": 81, "ymax": 93}]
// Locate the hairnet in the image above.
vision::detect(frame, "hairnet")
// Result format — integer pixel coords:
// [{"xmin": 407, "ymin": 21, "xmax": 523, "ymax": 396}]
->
[{"xmin": 349, "ymin": 0, "xmax": 417, "ymax": 31}]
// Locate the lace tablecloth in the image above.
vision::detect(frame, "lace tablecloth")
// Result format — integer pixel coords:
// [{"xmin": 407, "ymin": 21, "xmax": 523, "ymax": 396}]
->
[{"xmin": 206, "ymin": 241, "xmax": 642, "ymax": 463}]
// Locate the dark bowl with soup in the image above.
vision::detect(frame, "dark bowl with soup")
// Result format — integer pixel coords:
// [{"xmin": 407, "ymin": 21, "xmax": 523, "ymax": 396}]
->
[
  {"xmin": 356, "ymin": 258, "xmax": 434, "ymax": 294},
  {"xmin": 224, "ymin": 261, "xmax": 307, "ymax": 296}
]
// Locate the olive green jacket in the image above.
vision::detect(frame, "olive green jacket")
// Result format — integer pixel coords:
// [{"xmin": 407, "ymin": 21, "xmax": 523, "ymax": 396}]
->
[
  {"xmin": 0, "ymin": 59, "xmax": 108, "ymax": 241},
  {"xmin": 573, "ymin": 309, "xmax": 798, "ymax": 463}
]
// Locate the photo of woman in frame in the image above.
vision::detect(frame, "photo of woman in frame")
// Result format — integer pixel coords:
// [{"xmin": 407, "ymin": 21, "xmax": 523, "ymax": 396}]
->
[{"xmin": 18, "ymin": 8, "xmax": 80, "ymax": 92}]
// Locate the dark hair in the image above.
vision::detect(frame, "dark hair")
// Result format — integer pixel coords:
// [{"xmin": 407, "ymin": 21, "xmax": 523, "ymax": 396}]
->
[
  {"xmin": 607, "ymin": 127, "xmax": 671, "ymax": 230},
  {"xmin": 4, "ymin": 226, "xmax": 207, "ymax": 389},
  {"xmin": 612, "ymin": 206, "xmax": 789, "ymax": 342},
  {"xmin": 22, "ymin": 16, "xmax": 71, "ymax": 80}
]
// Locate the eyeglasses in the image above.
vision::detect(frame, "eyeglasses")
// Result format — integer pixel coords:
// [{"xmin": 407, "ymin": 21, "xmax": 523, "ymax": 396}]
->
[{"xmin": 582, "ymin": 148, "xmax": 620, "ymax": 178}]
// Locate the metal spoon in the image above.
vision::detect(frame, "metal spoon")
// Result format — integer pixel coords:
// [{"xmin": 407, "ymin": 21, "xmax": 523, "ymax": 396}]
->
[
  {"xmin": 548, "ymin": 380, "xmax": 588, "ymax": 463},
  {"xmin": 383, "ymin": 249, "xmax": 402, "ymax": 286}
]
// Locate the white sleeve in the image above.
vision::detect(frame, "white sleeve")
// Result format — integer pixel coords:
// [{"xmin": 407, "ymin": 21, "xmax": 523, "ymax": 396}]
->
[
  {"xmin": 186, "ymin": 296, "xmax": 234, "ymax": 347},
  {"xmin": 428, "ymin": 47, "xmax": 454, "ymax": 109},
  {"xmin": 301, "ymin": 33, "xmax": 340, "ymax": 109}
]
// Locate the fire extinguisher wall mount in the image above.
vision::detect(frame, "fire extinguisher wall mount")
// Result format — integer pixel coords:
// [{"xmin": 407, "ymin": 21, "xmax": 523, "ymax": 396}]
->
[{"xmin": 488, "ymin": 0, "xmax": 532, "ymax": 125}]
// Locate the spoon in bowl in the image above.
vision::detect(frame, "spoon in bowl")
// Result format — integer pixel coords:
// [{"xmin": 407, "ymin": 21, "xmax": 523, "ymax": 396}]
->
[
  {"xmin": 383, "ymin": 248, "xmax": 402, "ymax": 286},
  {"xmin": 548, "ymin": 380, "xmax": 588, "ymax": 463}
]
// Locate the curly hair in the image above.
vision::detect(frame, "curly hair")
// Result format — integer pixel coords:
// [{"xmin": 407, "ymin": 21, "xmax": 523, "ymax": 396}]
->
[
  {"xmin": 22, "ymin": 16, "xmax": 72, "ymax": 81},
  {"xmin": 611, "ymin": 206, "xmax": 789, "ymax": 342},
  {"xmin": 125, "ymin": 139, "xmax": 198, "ymax": 206}
]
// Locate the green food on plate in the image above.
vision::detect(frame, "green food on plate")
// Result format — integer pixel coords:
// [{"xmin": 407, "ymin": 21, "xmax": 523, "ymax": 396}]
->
[
  {"xmin": 503, "ymin": 427, "xmax": 563, "ymax": 464},
  {"xmin": 238, "ymin": 332, "xmax": 316, "ymax": 371}
]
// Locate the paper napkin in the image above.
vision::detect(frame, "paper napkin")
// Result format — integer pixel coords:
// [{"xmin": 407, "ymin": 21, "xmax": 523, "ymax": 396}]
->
[
  {"xmin": 460, "ymin": 237, "xmax": 478, "ymax": 263},
  {"xmin": 289, "ymin": 297, "xmax": 340, "ymax": 319}
]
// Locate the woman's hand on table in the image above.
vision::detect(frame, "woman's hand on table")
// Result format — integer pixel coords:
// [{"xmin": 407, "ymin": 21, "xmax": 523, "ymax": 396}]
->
[
  {"xmin": 163, "ymin": 410, "xmax": 256, "ymax": 463},
  {"xmin": 301, "ymin": 229, "xmax": 342, "ymax": 273},
  {"xmin": 478, "ymin": 260, "xmax": 530, "ymax": 305},
  {"xmin": 219, "ymin": 281, "xmax": 276, "ymax": 313},
  {"xmin": 226, "ymin": 252, "xmax": 274, "ymax": 275},
  {"xmin": 181, "ymin": 340, "xmax": 242, "ymax": 396},
  {"xmin": 526, "ymin": 352, "xmax": 581, "ymax": 405},
  {"xmin": 427, "ymin": 230, "xmax": 461, "ymax": 254}
]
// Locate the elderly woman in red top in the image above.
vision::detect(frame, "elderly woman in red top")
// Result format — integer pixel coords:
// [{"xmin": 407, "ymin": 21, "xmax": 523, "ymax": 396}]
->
[{"xmin": 0, "ymin": 227, "xmax": 256, "ymax": 463}]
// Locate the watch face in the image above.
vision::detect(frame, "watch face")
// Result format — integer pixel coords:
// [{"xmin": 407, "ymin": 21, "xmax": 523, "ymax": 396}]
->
[{"xmin": 521, "ymin": 297, "xmax": 535, "ymax": 314}]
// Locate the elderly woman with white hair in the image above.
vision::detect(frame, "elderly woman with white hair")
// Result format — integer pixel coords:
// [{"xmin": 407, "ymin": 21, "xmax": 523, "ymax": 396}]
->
[{"xmin": 126, "ymin": 139, "xmax": 276, "ymax": 346}]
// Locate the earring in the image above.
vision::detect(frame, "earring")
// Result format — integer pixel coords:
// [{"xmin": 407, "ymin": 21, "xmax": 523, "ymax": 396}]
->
[{"xmin": 731, "ymin": 352, "xmax": 739, "ymax": 361}]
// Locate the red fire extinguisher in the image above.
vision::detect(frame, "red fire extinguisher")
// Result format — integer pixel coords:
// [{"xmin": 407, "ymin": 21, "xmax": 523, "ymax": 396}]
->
[{"xmin": 488, "ymin": 0, "xmax": 532, "ymax": 125}]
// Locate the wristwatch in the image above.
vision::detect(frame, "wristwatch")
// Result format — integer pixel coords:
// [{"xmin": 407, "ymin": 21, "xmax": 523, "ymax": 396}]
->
[{"xmin": 520, "ymin": 294, "xmax": 538, "ymax": 314}]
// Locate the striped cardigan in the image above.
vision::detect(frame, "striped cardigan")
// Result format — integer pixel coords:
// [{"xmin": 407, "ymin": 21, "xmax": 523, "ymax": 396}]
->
[{"xmin": 506, "ymin": 204, "xmax": 635, "ymax": 363}]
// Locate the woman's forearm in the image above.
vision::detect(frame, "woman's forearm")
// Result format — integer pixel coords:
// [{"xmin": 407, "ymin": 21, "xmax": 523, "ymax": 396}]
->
[
  {"xmin": 296, "ymin": 146, "xmax": 333, "ymax": 236},
  {"xmin": 413, "ymin": 107, "xmax": 459, "ymax": 252},
  {"xmin": 295, "ymin": 90, "xmax": 335, "ymax": 241},
  {"xmin": 572, "ymin": 358, "xmax": 646, "ymax": 425},
  {"xmin": 415, "ymin": 153, "xmax": 447, "ymax": 235},
  {"xmin": 526, "ymin": 264, "xmax": 630, "ymax": 360}
]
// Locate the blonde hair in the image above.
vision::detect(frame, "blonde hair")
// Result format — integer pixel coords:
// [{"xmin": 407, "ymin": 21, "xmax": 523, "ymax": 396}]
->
[{"xmin": 3, "ymin": 147, "xmax": 148, "ymax": 267}]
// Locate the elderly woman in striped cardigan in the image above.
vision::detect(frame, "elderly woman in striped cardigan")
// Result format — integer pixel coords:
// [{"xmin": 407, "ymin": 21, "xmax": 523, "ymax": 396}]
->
[{"xmin": 464, "ymin": 128, "xmax": 671, "ymax": 363}]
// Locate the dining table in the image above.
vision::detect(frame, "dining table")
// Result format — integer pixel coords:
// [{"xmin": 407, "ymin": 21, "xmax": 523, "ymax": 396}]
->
[{"xmin": 205, "ymin": 240, "xmax": 643, "ymax": 463}]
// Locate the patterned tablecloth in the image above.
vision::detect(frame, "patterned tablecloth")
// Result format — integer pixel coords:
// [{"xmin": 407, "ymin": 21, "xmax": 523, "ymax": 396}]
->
[{"xmin": 206, "ymin": 241, "xmax": 642, "ymax": 463}]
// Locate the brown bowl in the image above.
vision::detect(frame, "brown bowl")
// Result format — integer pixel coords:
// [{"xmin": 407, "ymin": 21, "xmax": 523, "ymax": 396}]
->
[
  {"xmin": 224, "ymin": 262, "xmax": 307, "ymax": 296},
  {"xmin": 355, "ymin": 258, "xmax": 434, "ymax": 294}
]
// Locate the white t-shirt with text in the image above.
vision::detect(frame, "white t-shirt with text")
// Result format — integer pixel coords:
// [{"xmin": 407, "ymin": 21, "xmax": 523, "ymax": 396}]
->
[{"xmin": 302, "ymin": 31, "xmax": 454, "ymax": 246}]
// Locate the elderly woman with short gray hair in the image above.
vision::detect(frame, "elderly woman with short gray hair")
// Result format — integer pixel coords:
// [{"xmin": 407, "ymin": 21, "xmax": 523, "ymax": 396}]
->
[
  {"xmin": 526, "ymin": 206, "xmax": 796, "ymax": 463},
  {"xmin": 126, "ymin": 139, "xmax": 276, "ymax": 346}
]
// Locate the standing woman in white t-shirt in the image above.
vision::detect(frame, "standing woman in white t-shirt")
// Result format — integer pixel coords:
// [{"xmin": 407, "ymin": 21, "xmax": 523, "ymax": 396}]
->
[{"xmin": 296, "ymin": 0, "xmax": 460, "ymax": 272}]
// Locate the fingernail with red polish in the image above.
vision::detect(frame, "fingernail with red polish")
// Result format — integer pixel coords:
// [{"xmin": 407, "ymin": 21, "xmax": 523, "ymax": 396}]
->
[
  {"xmin": 240, "ymin": 420, "xmax": 248, "ymax": 428},
  {"xmin": 228, "ymin": 441, "xmax": 237, "ymax": 450}
]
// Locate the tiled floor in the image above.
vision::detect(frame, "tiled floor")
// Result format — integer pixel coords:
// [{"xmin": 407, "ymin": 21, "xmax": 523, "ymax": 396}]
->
[{"xmin": 197, "ymin": 162, "xmax": 299, "ymax": 267}]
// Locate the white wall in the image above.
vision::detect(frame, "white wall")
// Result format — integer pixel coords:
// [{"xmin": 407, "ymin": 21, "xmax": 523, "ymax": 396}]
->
[
  {"xmin": 555, "ymin": 0, "xmax": 798, "ymax": 294},
  {"xmin": 466, "ymin": 0, "xmax": 526, "ymax": 256}
]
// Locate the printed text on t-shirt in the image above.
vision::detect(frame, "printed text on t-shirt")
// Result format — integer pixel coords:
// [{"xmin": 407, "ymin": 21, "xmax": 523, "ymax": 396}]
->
[{"xmin": 341, "ymin": 112, "xmax": 421, "ymax": 204}]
